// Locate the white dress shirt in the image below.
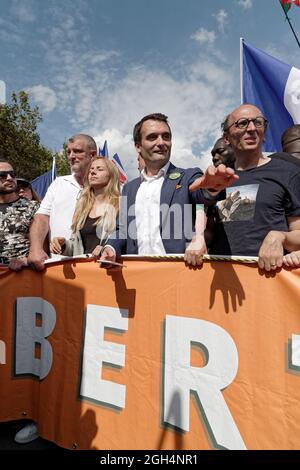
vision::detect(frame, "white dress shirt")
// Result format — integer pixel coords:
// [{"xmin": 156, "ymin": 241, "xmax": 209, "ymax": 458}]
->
[{"xmin": 135, "ymin": 162, "xmax": 170, "ymax": 255}]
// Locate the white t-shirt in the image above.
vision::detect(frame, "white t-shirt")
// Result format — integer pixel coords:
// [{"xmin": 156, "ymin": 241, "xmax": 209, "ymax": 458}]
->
[{"xmin": 36, "ymin": 175, "xmax": 82, "ymax": 239}]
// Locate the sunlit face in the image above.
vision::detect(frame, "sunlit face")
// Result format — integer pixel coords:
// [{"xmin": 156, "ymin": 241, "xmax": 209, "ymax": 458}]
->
[
  {"xmin": 135, "ymin": 120, "xmax": 172, "ymax": 168},
  {"xmin": 0, "ymin": 163, "xmax": 17, "ymax": 194},
  {"xmin": 67, "ymin": 138, "xmax": 95, "ymax": 175},
  {"xmin": 225, "ymin": 105, "xmax": 265, "ymax": 153},
  {"xmin": 88, "ymin": 159, "xmax": 110, "ymax": 189}
]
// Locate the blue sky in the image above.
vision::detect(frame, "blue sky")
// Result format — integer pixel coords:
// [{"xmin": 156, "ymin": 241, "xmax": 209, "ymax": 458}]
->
[{"xmin": 1, "ymin": 0, "xmax": 300, "ymax": 178}]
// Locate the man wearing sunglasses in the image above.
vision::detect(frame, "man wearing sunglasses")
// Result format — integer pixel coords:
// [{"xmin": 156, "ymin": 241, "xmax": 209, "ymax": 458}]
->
[
  {"xmin": 0, "ymin": 159, "xmax": 39, "ymax": 270},
  {"xmin": 207, "ymin": 104, "xmax": 300, "ymax": 271}
]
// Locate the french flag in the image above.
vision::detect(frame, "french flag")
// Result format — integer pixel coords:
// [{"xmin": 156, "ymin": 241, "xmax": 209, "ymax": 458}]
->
[
  {"xmin": 98, "ymin": 140, "xmax": 109, "ymax": 158},
  {"xmin": 112, "ymin": 153, "xmax": 127, "ymax": 185},
  {"xmin": 241, "ymin": 39, "xmax": 300, "ymax": 152}
]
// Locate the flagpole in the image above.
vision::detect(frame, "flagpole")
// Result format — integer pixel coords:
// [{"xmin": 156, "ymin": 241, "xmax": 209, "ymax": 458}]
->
[
  {"xmin": 240, "ymin": 37, "xmax": 244, "ymax": 104},
  {"xmin": 51, "ymin": 156, "xmax": 56, "ymax": 182},
  {"xmin": 279, "ymin": 0, "xmax": 300, "ymax": 49}
]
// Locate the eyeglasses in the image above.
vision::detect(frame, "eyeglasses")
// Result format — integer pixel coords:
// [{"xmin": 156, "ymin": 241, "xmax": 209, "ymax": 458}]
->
[
  {"xmin": 227, "ymin": 117, "xmax": 268, "ymax": 130},
  {"xmin": 0, "ymin": 170, "xmax": 16, "ymax": 179}
]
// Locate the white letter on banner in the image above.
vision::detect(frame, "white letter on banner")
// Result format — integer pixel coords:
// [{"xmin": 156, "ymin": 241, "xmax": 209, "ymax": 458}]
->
[
  {"xmin": 291, "ymin": 334, "xmax": 300, "ymax": 367},
  {"xmin": 164, "ymin": 315, "xmax": 246, "ymax": 450},
  {"xmin": 15, "ymin": 297, "xmax": 56, "ymax": 380},
  {"xmin": 80, "ymin": 305, "xmax": 128, "ymax": 408}
]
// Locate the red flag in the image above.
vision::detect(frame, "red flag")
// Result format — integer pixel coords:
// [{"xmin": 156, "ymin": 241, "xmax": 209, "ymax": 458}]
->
[
  {"xmin": 281, "ymin": 0, "xmax": 292, "ymax": 12},
  {"xmin": 293, "ymin": 0, "xmax": 300, "ymax": 7}
]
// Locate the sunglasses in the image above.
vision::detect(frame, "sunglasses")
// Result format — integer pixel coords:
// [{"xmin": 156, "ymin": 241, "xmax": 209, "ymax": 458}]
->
[{"xmin": 0, "ymin": 170, "xmax": 16, "ymax": 178}]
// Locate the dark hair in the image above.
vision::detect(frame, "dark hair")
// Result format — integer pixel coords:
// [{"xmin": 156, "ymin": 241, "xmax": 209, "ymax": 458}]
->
[
  {"xmin": 133, "ymin": 113, "xmax": 171, "ymax": 144},
  {"xmin": 221, "ymin": 114, "xmax": 231, "ymax": 135},
  {"xmin": 281, "ymin": 124, "xmax": 300, "ymax": 148},
  {"xmin": 68, "ymin": 134, "xmax": 97, "ymax": 152},
  {"xmin": 0, "ymin": 157, "xmax": 9, "ymax": 164}
]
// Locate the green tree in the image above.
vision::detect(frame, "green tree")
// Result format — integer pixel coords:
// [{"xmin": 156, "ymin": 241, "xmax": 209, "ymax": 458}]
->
[{"xmin": 0, "ymin": 91, "xmax": 69, "ymax": 180}]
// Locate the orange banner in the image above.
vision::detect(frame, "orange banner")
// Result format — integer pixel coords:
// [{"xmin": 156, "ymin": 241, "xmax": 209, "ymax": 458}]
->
[{"xmin": 0, "ymin": 259, "xmax": 300, "ymax": 450}]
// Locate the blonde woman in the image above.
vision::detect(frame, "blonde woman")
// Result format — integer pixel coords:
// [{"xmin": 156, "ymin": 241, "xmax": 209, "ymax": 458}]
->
[{"xmin": 50, "ymin": 157, "xmax": 120, "ymax": 257}]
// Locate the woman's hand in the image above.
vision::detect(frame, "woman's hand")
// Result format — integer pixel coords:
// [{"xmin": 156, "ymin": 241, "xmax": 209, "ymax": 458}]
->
[
  {"xmin": 91, "ymin": 245, "xmax": 102, "ymax": 259},
  {"xmin": 50, "ymin": 237, "xmax": 66, "ymax": 254}
]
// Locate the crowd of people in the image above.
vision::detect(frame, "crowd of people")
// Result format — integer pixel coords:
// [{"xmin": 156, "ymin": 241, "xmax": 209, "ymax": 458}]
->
[
  {"xmin": 3, "ymin": 109, "xmax": 300, "ymax": 272},
  {"xmin": 2, "ymin": 107, "xmax": 300, "ymax": 442},
  {"xmin": 2, "ymin": 108, "xmax": 300, "ymax": 271}
]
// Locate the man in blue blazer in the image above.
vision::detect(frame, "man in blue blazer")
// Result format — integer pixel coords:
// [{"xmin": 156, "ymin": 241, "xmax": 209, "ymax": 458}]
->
[{"xmin": 101, "ymin": 113, "xmax": 238, "ymax": 264}]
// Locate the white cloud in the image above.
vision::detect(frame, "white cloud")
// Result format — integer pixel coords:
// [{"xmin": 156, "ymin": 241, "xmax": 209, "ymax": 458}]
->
[
  {"xmin": 26, "ymin": 85, "xmax": 57, "ymax": 112},
  {"xmin": 191, "ymin": 28, "xmax": 216, "ymax": 45},
  {"xmin": 38, "ymin": 11, "xmax": 120, "ymax": 125},
  {"xmin": 93, "ymin": 129, "xmax": 138, "ymax": 179},
  {"xmin": 236, "ymin": 0, "xmax": 253, "ymax": 10},
  {"xmin": 88, "ymin": 62, "xmax": 235, "ymax": 180},
  {"xmin": 30, "ymin": 7, "xmax": 237, "ymax": 180},
  {"xmin": 214, "ymin": 9, "xmax": 228, "ymax": 33}
]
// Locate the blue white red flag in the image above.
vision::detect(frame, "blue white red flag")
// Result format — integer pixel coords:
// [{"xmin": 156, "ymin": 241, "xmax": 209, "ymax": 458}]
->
[
  {"xmin": 241, "ymin": 38, "xmax": 300, "ymax": 152},
  {"xmin": 112, "ymin": 153, "xmax": 127, "ymax": 185}
]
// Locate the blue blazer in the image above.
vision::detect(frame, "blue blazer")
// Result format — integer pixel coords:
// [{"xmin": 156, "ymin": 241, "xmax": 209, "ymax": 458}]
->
[{"xmin": 107, "ymin": 163, "xmax": 216, "ymax": 255}]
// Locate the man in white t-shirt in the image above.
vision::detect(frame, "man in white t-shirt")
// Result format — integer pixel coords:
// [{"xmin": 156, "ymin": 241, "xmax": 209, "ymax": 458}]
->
[{"xmin": 27, "ymin": 134, "xmax": 97, "ymax": 271}]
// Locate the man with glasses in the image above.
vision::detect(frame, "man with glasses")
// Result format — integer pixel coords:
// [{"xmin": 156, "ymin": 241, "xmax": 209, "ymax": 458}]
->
[
  {"xmin": 0, "ymin": 159, "xmax": 39, "ymax": 270},
  {"xmin": 207, "ymin": 104, "xmax": 300, "ymax": 271}
]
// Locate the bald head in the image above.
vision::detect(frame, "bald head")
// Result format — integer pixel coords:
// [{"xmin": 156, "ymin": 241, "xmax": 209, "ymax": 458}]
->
[
  {"xmin": 222, "ymin": 104, "xmax": 263, "ymax": 133},
  {"xmin": 222, "ymin": 104, "xmax": 267, "ymax": 156}
]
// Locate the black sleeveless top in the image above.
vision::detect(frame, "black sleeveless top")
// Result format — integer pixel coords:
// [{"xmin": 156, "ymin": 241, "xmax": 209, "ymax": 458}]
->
[{"xmin": 80, "ymin": 216, "xmax": 99, "ymax": 253}]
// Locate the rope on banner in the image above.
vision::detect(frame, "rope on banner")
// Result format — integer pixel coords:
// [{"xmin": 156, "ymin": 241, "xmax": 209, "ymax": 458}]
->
[{"xmin": 122, "ymin": 254, "xmax": 258, "ymax": 264}]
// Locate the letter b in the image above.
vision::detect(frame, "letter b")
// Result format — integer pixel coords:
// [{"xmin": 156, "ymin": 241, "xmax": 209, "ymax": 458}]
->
[{"xmin": 15, "ymin": 297, "xmax": 56, "ymax": 380}]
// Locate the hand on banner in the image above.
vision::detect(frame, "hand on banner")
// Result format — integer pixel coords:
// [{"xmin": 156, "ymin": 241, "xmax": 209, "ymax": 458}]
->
[
  {"xmin": 283, "ymin": 250, "xmax": 300, "ymax": 267},
  {"xmin": 99, "ymin": 246, "xmax": 117, "ymax": 268},
  {"xmin": 91, "ymin": 245, "xmax": 102, "ymax": 259},
  {"xmin": 27, "ymin": 248, "xmax": 49, "ymax": 271},
  {"xmin": 8, "ymin": 257, "xmax": 28, "ymax": 271},
  {"xmin": 189, "ymin": 164, "xmax": 238, "ymax": 193},
  {"xmin": 258, "ymin": 231, "xmax": 285, "ymax": 271},
  {"xmin": 184, "ymin": 235, "xmax": 207, "ymax": 267}
]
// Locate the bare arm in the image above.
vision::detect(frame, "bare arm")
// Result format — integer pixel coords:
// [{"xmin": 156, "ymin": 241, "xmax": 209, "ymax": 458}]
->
[
  {"xmin": 258, "ymin": 217, "xmax": 300, "ymax": 271},
  {"xmin": 27, "ymin": 214, "xmax": 50, "ymax": 270},
  {"xmin": 282, "ymin": 217, "xmax": 300, "ymax": 268},
  {"xmin": 184, "ymin": 205, "xmax": 207, "ymax": 267}
]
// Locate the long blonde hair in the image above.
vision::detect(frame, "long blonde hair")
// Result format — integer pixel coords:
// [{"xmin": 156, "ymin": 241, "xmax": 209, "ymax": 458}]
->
[{"xmin": 71, "ymin": 158, "xmax": 120, "ymax": 242}]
